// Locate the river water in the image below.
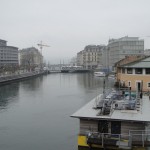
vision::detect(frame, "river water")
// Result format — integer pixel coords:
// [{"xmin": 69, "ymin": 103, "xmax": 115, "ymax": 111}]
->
[{"xmin": 0, "ymin": 73, "xmax": 114, "ymax": 150}]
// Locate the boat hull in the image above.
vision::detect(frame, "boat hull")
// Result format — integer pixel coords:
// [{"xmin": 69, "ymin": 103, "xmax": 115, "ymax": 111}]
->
[{"xmin": 94, "ymin": 72, "xmax": 106, "ymax": 77}]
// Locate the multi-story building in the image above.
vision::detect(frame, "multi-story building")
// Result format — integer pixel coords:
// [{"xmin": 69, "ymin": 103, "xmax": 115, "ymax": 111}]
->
[
  {"xmin": 77, "ymin": 51, "xmax": 83, "ymax": 66},
  {"xmin": 19, "ymin": 47, "xmax": 43, "ymax": 70},
  {"xmin": 77, "ymin": 45, "xmax": 105, "ymax": 70},
  {"xmin": 101, "ymin": 46, "xmax": 110, "ymax": 72},
  {"xmin": 108, "ymin": 36, "xmax": 144, "ymax": 70},
  {"xmin": 0, "ymin": 39, "xmax": 18, "ymax": 67},
  {"xmin": 115, "ymin": 55, "xmax": 150, "ymax": 92}
]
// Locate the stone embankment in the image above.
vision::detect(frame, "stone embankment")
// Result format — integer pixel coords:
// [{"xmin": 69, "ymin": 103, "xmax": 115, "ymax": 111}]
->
[{"xmin": 0, "ymin": 71, "xmax": 47, "ymax": 85}]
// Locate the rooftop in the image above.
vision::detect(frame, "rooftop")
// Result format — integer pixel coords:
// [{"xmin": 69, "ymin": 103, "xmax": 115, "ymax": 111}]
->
[
  {"xmin": 71, "ymin": 92, "xmax": 150, "ymax": 122},
  {"xmin": 108, "ymin": 36, "xmax": 144, "ymax": 44},
  {"xmin": 0, "ymin": 39, "xmax": 7, "ymax": 42},
  {"xmin": 121, "ymin": 56, "xmax": 150, "ymax": 68}
]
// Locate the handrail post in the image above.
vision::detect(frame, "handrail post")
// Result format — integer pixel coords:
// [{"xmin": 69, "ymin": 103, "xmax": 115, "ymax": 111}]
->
[
  {"xmin": 119, "ymin": 134, "xmax": 121, "ymax": 147},
  {"xmin": 142, "ymin": 133, "xmax": 144, "ymax": 147},
  {"xmin": 102, "ymin": 133, "xmax": 104, "ymax": 147},
  {"xmin": 129, "ymin": 134, "xmax": 132, "ymax": 148}
]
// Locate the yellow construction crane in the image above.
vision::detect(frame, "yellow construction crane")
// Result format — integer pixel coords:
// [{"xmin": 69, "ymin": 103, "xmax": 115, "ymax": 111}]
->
[{"xmin": 37, "ymin": 41, "xmax": 50, "ymax": 55}]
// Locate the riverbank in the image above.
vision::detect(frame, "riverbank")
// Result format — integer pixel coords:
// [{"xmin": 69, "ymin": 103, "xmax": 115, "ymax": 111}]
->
[{"xmin": 0, "ymin": 71, "xmax": 47, "ymax": 85}]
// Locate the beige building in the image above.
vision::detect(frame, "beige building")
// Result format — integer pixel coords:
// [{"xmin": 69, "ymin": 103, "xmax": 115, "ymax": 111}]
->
[
  {"xmin": 19, "ymin": 47, "xmax": 43, "ymax": 70},
  {"xmin": 116, "ymin": 56, "xmax": 150, "ymax": 92},
  {"xmin": 77, "ymin": 45, "xmax": 105, "ymax": 70}
]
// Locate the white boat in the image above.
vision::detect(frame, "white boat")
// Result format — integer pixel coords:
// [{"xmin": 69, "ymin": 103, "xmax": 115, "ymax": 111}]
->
[
  {"xmin": 108, "ymin": 74, "xmax": 115, "ymax": 79},
  {"xmin": 94, "ymin": 71, "xmax": 106, "ymax": 77}
]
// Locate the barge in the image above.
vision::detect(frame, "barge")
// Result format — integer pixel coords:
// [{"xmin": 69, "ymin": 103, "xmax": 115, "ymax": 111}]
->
[{"xmin": 71, "ymin": 89, "xmax": 150, "ymax": 150}]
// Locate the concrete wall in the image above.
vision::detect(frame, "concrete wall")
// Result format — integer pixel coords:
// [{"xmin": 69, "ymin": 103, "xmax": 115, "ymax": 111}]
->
[
  {"xmin": 117, "ymin": 71, "xmax": 150, "ymax": 91},
  {"xmin": 79, "ymin": 119, "xmax": 98, "ymax": 135}
]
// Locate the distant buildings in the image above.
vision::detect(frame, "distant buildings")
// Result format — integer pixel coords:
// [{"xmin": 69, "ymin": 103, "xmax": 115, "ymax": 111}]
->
[
  {"xmin": 19, "ymin": 47, "xmax": 43, "ymax": 70},
  {"xmin": 144, "ymin": 49, "xmax": 150, "ymax": 56},
  {"xmin": 0, "ymin": 39, "xmax": 44, "ymax": 73},
  {"xmin": 77, "ymin": 36, "xmax": 145, "ymax": 71},
  {"xmin": 108, "ymin": 36, "xmax": 144, "ymax": 70},
  {"xmin": 0, "ymin": 39, "xmax": 18, "ymax": 67},
  {"xmin": 77, "ymin": 45, "xmax": 105, "ymax": 69}
]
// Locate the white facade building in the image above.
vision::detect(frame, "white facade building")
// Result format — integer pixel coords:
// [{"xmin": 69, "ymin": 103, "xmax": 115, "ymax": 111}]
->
[
  {"xmin": 77, "ymin": 45, "xmax": 104, "ymax": 70},
  {"xmin": 108, "ymin": 36, "xmax": 144, "ymax": 70}
]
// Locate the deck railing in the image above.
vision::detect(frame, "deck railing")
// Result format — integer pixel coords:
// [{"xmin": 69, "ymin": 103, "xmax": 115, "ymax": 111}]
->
[
  {"xmin": 85, "ymin": 131, "xmax": 150, "ymax": 148},
  {"xmin": 129, "ymin": 130, "xmax": 150, "ymax": 147}
]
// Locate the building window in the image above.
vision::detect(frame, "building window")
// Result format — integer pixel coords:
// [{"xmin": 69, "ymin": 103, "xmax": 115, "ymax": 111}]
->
[
  {"xmin": 128, "ymin": 81, "xmax": 131, "ymax": 87},
  {"xmin": 145, "ymin": 68, "xmax": 150, "ymax": 74},
  {"xmin": 88, "ymin": 65, "xmax": 91, "ymax": 69},
  {"xmin": 122, "ymin": 68, "xmax": 125, "ymax": 74},
  {"xmin": 127, "ymin": 68, "xmax": 132, "ymax": 74},
  {"xmin": 135, "ymin": 68, "xmax": 143, "ymax": 74},
  {"xmin": 118, "ymin": 68, "xmax": 121, "ymax": 73},
  {"xmin": 147, "ymin": 82, "xmax": 150, "ymax": 88}
]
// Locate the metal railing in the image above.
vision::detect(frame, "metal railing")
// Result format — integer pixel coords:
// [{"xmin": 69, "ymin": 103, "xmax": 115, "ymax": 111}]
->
[
  {"xmin": 85, "ymin": 131, "xmax": 150, "ymax": 148},
  {"xmin": 129, "ymin": 130, "xmax": 150, "ymax": 147}
]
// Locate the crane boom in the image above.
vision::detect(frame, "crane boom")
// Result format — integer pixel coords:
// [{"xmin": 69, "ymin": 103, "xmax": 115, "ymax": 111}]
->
[{"xmin": 37, "ymin": 41, "xmax": 50, "ymax": 55}]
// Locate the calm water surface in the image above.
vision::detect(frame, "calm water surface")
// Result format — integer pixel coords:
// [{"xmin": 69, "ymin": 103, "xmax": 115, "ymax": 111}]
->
[{"xmin": 0, "ymin": 73, "xmax": 114, "ymax": 150}]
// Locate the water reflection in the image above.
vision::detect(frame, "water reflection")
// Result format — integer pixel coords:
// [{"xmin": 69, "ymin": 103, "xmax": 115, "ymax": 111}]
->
[
  {"xmin": 77, "ymin": 73, "xmax": 103, "ymax": 88},
  {"xmin": 0, "ymin": 73, "xmax": 114, "ymax": 150},
  {"xmin": 20, "ymin": 76, "xmax": 44, "ymax": 91},
  {"xmin": 0, "ymin": 83, "xmax": 19, "ymax": 110},
  {"xmin": 77, "ymin": 73, "xmax": 114, "ymax": 90}
]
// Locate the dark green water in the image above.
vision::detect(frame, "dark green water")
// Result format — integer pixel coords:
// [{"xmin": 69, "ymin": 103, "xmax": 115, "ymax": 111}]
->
[{"xmin": 0, "ymin": 73, "xmax": 114, "ymax": 150}]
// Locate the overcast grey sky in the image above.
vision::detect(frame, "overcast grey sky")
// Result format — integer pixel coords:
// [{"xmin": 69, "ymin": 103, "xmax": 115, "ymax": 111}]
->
[{"xmin": 0, "ymin": 0, "xmax": 150, "ymax": 63}]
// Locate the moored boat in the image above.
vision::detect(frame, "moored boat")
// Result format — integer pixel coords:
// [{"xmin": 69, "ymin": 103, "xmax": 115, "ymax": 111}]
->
[
  {"xmin": 94, "ymin": 71, "xmax": 106, "ymax": 77},
  {"xmin": 71, "ymin": 88, "xmax": 150, "ymax": 150},
  {"xmin": 108, "ymin": 74, "xmax": 115, "ymax": 79}
]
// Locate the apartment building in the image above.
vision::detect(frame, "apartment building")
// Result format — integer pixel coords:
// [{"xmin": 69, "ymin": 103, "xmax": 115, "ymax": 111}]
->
[
  {"xmin": 108, "ymin": 36, "xmax": 144, "ymax": 70},
  {"xmin": 77, "ymin": 45, "xmax": 104, "ymax": 70},
  {"xmin": 19, "ymin": 47, "xmax": 43, "ymax": 69},
  {"xmin": 0, "ymin": 39, "xmax": 18, "ymax": 67}
]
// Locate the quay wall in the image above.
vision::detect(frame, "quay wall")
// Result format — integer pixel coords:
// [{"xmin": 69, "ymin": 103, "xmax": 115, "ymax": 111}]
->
[{"xmin": 0, "ymin": 71, "xmax": 47, "ymax": 85}]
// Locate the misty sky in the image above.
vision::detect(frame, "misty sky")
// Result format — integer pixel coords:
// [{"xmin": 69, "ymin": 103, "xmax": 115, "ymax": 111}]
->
[{"xmin": 0, "ymin": 0, "xmax": 150, "ymax": 63}]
